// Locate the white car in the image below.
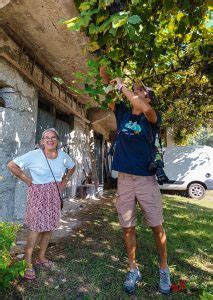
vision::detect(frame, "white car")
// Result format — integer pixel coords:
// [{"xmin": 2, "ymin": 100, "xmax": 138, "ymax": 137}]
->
[{"xmin": 160, "ymin": 146, "xmax": 213, "ymax": 200}]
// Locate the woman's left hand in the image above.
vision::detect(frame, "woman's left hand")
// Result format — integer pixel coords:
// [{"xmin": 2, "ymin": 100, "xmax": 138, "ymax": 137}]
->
[{"xmin": 58, "ymin": 180, "xmax": 67, "ymax": 192}]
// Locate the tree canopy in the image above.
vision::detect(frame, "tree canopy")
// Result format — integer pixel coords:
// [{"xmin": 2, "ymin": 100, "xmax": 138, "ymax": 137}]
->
[{"xmin": 62, "ymin": 0, "xmax": 212, "ymax": 144}]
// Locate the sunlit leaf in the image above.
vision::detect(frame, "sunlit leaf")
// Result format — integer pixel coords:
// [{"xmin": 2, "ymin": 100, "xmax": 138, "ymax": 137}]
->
[
  {"xmin": 128, "ymin": 15, "xmax": 142, "ymax": 25},
  {"xmin": 79, "ymin": 2, "xmax": 92, "ymax": 11},
  {"xmin": 88, "ymin": 41, "xmax": 100, "ymax": 52},
  {"xmin": 89, "ymin": 23, "xmax": 99, "ymax": 34},
  {"xmin": 95, "ymin": 10, "xmax": 109, "ymax": 24},
  {"xmin": 99, "ymin": 18, "xmax": 112, "ymax": 33},
  {"xmin": 98, "ymin": 0, "xmax": 114, "ymax": 9},
  {"xmin": 112, "ymin": 15, "xmax": 128, "ymax": 28}
]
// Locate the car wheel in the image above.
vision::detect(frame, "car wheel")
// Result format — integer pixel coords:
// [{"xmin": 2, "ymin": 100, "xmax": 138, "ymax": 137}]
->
[{"xmin": 187, "ymin": 183, "xmax": 206, "ymax": 200}]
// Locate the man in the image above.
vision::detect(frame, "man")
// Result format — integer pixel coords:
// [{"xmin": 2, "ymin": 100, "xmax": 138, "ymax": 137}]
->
[{"xmin": 100, "ymin": 66, "xmax": 171, "ymax": 294}]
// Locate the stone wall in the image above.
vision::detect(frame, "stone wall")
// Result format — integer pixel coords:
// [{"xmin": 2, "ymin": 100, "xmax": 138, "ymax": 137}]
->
[
  {"xmin": 0, "ymin": 26, "xmax": 107, "ymax": 221},
  {"xmin": 0, "ymin": 58, "xmax": 94, "ymax": 222},
  {"xmin": 0, "ymin": 58, "xmax": 38, "ymax": 221},
  {"xmin": 68, "ymin": 117, "xmax": 92, "ymax": 197}
]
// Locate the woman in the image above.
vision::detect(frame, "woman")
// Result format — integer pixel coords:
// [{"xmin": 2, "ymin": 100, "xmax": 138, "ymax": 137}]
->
[{"xmin": 7, "ymin": 128, "xmax": 75, "ymax": 280}]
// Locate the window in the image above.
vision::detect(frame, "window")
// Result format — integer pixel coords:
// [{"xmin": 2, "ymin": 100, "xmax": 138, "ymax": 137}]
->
[
  {"xmin": 56, "ymin": 111, "xmax": 74, "ymax": 130},
  {"xmin": 38, "ymin": 99, "xmax": 52, "ymax": 112}
]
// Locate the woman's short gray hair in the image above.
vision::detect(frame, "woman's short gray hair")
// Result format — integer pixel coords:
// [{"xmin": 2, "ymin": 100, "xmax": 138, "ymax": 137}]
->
[{"xmin": 41, "ymin": 128, "xmax": 59, "ymax": 139}]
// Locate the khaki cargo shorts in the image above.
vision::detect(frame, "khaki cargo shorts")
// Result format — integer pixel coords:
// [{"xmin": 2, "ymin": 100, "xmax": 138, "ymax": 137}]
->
[{"xmin": 116, "ymin": 172, "xmax": 163, "ymax": 228}]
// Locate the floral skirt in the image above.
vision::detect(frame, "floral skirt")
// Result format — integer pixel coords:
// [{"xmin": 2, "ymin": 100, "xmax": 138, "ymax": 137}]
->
[{"xmin": 25, "ymin": 182, "xmax": 61, "ymax": 232}]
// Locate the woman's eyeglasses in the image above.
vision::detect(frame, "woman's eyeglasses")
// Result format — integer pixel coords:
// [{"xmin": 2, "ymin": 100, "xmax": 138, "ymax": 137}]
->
[{"xmin": 43, "ymin": 137, "xmax": 58, "ymax": 141}]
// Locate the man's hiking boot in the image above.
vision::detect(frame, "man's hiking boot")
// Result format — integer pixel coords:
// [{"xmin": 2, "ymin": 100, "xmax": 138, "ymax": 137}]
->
[
  {"xmin": 124, "ymin": 268, "xmax": 142, "ymax": 294},
  {"xmin": 159, "ymin": 267, "xmax": 171, "ymax": 294}
]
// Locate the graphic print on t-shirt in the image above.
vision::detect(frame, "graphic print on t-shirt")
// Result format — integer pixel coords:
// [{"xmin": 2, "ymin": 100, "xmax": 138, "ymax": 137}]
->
[{"xmin": 122, "ymin": 117, "xmax": 142, "ymax": 135}]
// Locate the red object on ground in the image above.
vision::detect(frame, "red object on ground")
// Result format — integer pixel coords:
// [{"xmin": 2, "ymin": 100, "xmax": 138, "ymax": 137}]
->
[
  {"xmin": 171, "ymin": 283, "xmax": 180, "ymax": 292},
  {"xmin": 171, "ymin": 279, "xmax": 188, "ymax": 293},
  {"xmin": 179, "ymin": 280, "xmax": 187, "ymax": 290}
]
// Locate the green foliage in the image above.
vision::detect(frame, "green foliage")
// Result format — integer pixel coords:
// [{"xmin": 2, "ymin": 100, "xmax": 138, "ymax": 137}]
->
[
  {"xmin": 185, "ymin": 125, "xmax": 213, "ymax": 146},
  {"xmin": 63, "ymin": 0, "xmax": 212, "ymax": 143},
  {"xmin": 200, "ymin": 291, "xmax": 213, "ymax": 300},
  {"xmin": 0, "ymin": 222, "xmax": 26, "ymax": 288},
  {"xmin": 69, "ymin": 58, "xmax": 121, "ymax": 108}
]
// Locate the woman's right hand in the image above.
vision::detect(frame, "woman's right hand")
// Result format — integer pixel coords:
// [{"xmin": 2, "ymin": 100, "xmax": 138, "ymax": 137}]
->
[
  {"xmin": 58, "ymin": 180, "xmax": 67, "ymax": 192},
  {"xmin": 7, "ymin": 161, "xmax": 33, "ymax": 187}
]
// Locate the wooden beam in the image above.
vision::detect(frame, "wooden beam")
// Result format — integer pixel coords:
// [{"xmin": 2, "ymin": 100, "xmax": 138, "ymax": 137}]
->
[
  {"xmin": 18, "ymin": 43, "xmax": 24, "ymax": 64},
  {"xmin": 42, "ymin": 68, "xmax": 45, "ymax": 85},
  {"xmin": 31, "ymin": 54, "xmax": 36, "ymax": 76},
  {"xmin": 1, "ymin": 52, "xmax": 90, "ymax": 124}
]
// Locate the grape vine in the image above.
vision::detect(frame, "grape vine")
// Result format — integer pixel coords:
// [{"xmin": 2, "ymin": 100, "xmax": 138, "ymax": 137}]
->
[{"xmin": 62, "ymin": 0, "xmax": 212, "ymax": 144}]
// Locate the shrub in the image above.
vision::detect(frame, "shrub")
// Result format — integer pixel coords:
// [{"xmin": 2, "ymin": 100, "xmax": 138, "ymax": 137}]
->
[{"xmin": 0, "ymin": 222, "xmax": 26, "ymax": 288}]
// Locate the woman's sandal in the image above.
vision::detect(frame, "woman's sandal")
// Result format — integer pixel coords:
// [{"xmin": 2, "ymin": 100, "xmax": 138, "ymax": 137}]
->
[
  {"xmin": 24, "ymin": 265, "xmax": 36, "ymax": 280},
  {"xmin": 35, "ymin": 259, "xmax": 54, "ymax": 268}
]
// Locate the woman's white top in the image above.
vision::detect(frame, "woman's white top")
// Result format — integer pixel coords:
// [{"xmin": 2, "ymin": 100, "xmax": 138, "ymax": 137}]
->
[{"xmin": 13, "ymin": 149, "xmax": 75, "ymax": 184}]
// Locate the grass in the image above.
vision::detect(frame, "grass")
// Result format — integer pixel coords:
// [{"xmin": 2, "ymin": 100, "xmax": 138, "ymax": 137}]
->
[{"xmin": 3, "ymin": 192, "xmax": 213, "ymax": 299}]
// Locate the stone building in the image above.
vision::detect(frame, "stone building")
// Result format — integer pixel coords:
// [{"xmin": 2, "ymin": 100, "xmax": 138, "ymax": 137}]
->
[{"xmin": 0, "ymin": 0, "xmax": 115, "ymax": 221}]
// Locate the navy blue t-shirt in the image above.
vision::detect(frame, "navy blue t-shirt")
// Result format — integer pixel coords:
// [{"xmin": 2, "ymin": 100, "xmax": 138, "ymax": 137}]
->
[{"xmin": 112, "ymin": 101, "xmax": 161, "ymax": 176}]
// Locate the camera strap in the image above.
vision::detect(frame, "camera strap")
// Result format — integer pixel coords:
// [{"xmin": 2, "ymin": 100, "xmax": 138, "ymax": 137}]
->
[{"xmin": 145, "ymin": 112, "xmax": 165, "ymax": 163}]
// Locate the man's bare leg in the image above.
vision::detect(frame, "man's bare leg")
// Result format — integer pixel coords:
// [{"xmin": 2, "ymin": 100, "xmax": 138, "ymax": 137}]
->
[{"xmin": 123, "ymin": 227, "xmax": 137, "ymax": 269}]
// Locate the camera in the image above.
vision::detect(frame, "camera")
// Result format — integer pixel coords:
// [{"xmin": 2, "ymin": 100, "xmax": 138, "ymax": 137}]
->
[{"xmin": 148, "ymin": 156, "xmax": 169, "ymax": 185}]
